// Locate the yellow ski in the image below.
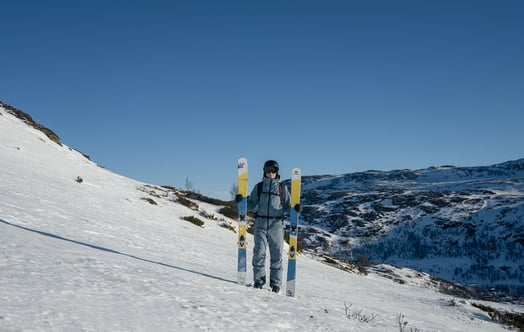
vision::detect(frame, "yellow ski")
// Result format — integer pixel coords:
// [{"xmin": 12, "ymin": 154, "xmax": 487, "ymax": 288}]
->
[
  {"xmin": 237, "ymin": 157, "xmax": 248, "ymax": 285},
  {"xmin": 286, "ymin": 167, "xmax": 301, "ymax": 296}
]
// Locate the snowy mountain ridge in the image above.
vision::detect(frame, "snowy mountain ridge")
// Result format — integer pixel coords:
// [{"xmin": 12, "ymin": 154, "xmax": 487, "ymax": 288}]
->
[{"xmin": 296, "ymin": 157, "xmax": 524, "ymax": 299}]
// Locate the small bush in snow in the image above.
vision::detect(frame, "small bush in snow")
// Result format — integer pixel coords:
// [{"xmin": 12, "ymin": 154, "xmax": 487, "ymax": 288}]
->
[
  {"xmin": 183, "ymin": 216, "xmax": 204, "ymax": 227},
  {"xmin": 200, "ymin": 210, "xmax": 217, "ymax": 220},
  {"xmin": 141, "ymin": 197, "xmax": 157, "ymax": 205},
  {"xmin": 344, "ymin": 303, "xmax": 376, "ymax": 323},
  {"xmin": 398, "ymin": 313, "xmax": 420, "ymax": 332},
  {"xmin": 176, "ymin": 194, "xmax": 199, "ymax": 211},
  {"xmin": 219, "ymin": 205, "xmax": 237, "ymax": 219},
  {"xmin": 356, "ymin": 254, "xmax": 370, "ymax": 275},
  {"xmin": 219, "ymin": 222, "xmax": 236, "ymax": 232},
  {"xmin": 472, "ymin": 302, "xmax": 524, "ymax": 331}
]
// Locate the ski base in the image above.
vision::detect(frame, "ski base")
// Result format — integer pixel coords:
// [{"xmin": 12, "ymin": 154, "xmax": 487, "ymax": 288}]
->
[
  {"xmin": 237, "ymin": 158, "xmax": 248, "ymax": 285},
  {"xmin": 237, "ymin": 269, "xmax": 246, "ymax": 285},
  {"xmin": 286, "ymin": 168, "xmax": 301, "ymax": 297}
]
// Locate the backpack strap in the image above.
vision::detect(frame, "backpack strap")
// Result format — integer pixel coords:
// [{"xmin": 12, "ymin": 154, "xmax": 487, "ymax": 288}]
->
[
  {"xmin": 279, "ymin": 183, "xmax": 283, "ymax": 205},
  {"xmin": 257, "ymin": 181, "xmax": 263, "ymax": 201}
]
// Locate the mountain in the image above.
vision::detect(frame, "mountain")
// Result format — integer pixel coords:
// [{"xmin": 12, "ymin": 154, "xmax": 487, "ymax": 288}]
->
[
  {"xmin": 1, "ymin": 102, "xmax": 522, "ymax": 331},
  {"xmin": 297, "ymin": 159, "xmax": 524, "ymax": 299}
]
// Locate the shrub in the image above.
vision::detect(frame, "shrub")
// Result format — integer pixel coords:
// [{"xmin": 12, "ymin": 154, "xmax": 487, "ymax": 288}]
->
[
  {"xmin": 344, "ymin": 303, "xmax": 377, "ymax": 323},
  {"xmin": 219, "ymin": 222, "xmax": 236, "ymax": 232},
  {"xmin": 200, "ymin": 210, "xmax": 217, "ymax": 220},
  {"xmin": 141, "ymin": 197, "xmax": 157, "ymax": 205},
  {"xmin": 219, "ymin": 204, "xmax": 237, "ymax": 219},
  {"xmin": 176, "ymin": 194, "xmax": 199, "ymax": 211},
  {"xmin": 183, "ymin": 216, "xmax": 204, "ymax": 227},
  {"xmin": 398, "ymin": 313, "xmax": 420, "ymax": 332},
  {"xmin": 1, "ymin": 103, "xmax": 62, "ymax": 145},
  {"xmin": 356, "ymin": 254, "xmax": 370, "ymax": 275},
  {"xmin": 472, "ymin": 302, "xmax": 524, "ymax": 331}
]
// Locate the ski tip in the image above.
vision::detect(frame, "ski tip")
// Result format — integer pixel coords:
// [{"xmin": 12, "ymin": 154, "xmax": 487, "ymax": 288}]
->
[
  {"xmin": 292, "ymin": 168, "xmax": 301, "ymax": 178},
  {"xmin": 238, "ymin": 158, "xmax": 248, "ymax": 173}
]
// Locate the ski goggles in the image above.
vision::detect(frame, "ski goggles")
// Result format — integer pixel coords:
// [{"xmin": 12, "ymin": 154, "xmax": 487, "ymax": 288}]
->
[{"xmin": 264, "ymin": 166, "xmax": 278, "ymax": 173}]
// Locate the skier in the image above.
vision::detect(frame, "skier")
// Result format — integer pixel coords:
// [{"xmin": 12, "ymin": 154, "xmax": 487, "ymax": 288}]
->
[{"xmin": 236, "ymin": 160, "xmax": 300, "ymax": 293}]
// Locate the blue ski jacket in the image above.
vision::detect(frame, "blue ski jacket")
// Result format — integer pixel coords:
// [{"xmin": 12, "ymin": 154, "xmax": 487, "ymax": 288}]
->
[{"xmin": 247, "ymin": 177, "xmax": 291, "ymax": 219}]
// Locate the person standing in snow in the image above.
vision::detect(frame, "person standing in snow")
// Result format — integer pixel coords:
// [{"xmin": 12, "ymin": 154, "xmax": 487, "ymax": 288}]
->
[{"xmin": 236, "ymin": 160, "xmax": 301, "ymax": 293}]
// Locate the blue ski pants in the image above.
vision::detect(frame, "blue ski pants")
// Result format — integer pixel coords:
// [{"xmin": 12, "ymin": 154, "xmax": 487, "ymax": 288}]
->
[{"xmin": 252, "ymin": 217, "xmax": 284, "ymax": 287}]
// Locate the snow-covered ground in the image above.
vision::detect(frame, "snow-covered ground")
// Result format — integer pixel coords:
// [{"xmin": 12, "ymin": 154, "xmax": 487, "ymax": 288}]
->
[{"xmin": 1, "ymin": 107, "xmax": 521, "ymax": 331}]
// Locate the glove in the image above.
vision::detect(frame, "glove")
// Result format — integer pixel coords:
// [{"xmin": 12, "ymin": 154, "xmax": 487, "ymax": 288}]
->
[
  {"xmin": 293, "ymin": 204, "xmax": 302, "ymax": 213},
  {"xmin": 234, "ymin": 194, "xmax": 243, "ymax": 203}
]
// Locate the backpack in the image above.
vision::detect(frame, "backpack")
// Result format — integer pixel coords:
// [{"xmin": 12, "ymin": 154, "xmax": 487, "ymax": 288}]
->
[{"xmin": 256, "ymin": 181, "xmax": 284, "ymax": 206}]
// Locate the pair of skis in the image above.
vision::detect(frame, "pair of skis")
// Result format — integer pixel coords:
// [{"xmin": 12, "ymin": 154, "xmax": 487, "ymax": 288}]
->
[{"xmin": 236, "ymin": 157, "xmax": 301, "ymax": 297}]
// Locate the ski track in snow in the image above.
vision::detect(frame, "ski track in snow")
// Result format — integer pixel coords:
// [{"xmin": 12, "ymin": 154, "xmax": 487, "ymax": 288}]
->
[{"xmin": 1, "ymin": 108, "xmax": 521, "ymax": 331}]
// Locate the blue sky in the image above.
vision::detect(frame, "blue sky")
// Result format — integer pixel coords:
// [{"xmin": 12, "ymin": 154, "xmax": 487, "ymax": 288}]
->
[{"xmin": 2, "ymin": 0, "xmax": 523, "ymax": 200}]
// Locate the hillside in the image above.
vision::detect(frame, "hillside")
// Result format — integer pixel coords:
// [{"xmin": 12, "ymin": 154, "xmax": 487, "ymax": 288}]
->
[
  {"xmin": 297, "ymin": 159, "xmax": 524, "ymax": 299},
  {"xmin": 1, "ymin": 103, "xmax": 523, "ymax": 331}
]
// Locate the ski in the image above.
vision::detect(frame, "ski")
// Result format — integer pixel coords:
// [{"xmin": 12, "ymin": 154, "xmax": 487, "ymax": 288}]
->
[
  {"xmin": 237, "ymin": 157, "xmax": 248, "ymax": 285},
  {"xmin": 286, "ymin": 167, "xmax": 301, "ymax": 297}
]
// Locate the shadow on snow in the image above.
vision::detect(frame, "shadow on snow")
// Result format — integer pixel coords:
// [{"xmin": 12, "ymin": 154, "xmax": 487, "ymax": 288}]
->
[{"xmin": 0, "ymin": 218, "xmax": 236, "ymax": 285}]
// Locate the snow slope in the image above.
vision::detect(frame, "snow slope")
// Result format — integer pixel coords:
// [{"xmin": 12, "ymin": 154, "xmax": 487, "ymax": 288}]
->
[{"xmin": 0, "ymin": 107, "xmax": 521, "ymax": 331}]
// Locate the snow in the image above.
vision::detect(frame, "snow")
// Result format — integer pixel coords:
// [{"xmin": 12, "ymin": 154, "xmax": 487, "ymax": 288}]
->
[{"xmin": 1, "ymin": 107, "xmax": 521, "ymax": 331}]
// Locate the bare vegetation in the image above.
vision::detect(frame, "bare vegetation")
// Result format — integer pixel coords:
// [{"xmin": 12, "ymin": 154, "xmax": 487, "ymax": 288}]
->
[
  {"xmin": 1, "ymin": 101, "xmax": 62, "ymax": 145},
  {"xmin": 182, "ymin": 216, "xmax": 205, "ymax": 227}
]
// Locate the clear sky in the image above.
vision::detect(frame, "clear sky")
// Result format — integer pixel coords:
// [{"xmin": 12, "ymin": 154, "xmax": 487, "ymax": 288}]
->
[{"xmin": 2, "ymin": 0, "xmax": 523, "ymax": 200}]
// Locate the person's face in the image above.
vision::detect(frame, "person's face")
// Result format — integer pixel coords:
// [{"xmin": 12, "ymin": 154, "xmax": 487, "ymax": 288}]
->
[{"xmin": 265, "ymin": 170, "xmax": 277, "ymax": 179}]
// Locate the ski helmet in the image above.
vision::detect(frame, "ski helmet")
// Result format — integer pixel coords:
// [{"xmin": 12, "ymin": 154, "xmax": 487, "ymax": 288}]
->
[{"xmin": 263, "ymin": 160, "xmax": 279, "ymax": 175}]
